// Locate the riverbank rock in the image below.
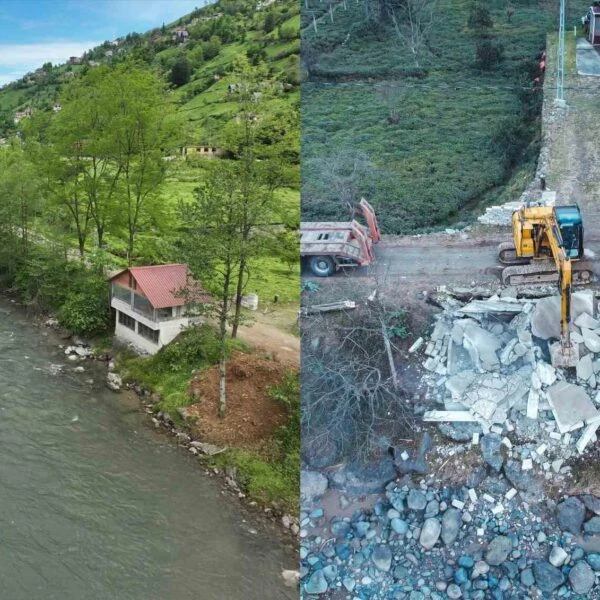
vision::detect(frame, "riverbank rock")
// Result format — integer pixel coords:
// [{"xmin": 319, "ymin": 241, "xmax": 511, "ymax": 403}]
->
[
  {"xmin": 569, "ymin": 560, "xmax": 595, "ymax": 594},
  {"xmin": 106, "ymin": 372, "xmax": 122, "ymax": 392},
  {"xmin": 556, "ymin": 497, "xmax": 585, "ymax": 535},
  {"xmin": 419, "ymin": 518, "xmax": 441, "ymax": 550},
  {"xmin": 532, "ymin": 560, "xmax": 565, "ymax": 593},
  {"xmin": 301, "ymin": 470, "xmax": 328, "ymax": 502},
  {"xmin": 485, "ymin": 535, "xmax": 512, "ymax": 566}
]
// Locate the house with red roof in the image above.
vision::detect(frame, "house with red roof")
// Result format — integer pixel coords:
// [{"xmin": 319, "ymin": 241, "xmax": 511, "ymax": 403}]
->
[{"xmin": 109, "ymin": 264, "xmax": 211, "ymax": 354}]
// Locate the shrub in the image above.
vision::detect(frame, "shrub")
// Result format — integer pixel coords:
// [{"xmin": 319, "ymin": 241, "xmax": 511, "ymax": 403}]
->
[{"xmin": 476, "ymin": 39, "xmax": 504, "ymax": 70}]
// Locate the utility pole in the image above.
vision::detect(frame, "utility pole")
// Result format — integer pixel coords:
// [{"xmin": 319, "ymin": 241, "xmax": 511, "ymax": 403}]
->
[{"xmin": 556, "ymin": 0, "xmax": 566, "ymax": 105}]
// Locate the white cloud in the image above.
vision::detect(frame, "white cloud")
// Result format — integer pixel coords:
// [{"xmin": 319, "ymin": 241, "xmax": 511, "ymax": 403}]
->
[{"xmin": 0, "ymin": 40, "xmax": 102, "ymax": 85}]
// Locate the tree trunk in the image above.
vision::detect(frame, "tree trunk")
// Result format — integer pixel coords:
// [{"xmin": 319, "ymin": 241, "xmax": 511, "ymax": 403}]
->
[
  {"xmin": 218, "ymin": 356, "xmax": 227, "ymax": 417},
  {"xmin": 231, "ymin": 258, "xmax": 246, "ymax": 338},
  {"xmin": 381, "ymin": 318, "xmax": 399, "ymax": 390}
]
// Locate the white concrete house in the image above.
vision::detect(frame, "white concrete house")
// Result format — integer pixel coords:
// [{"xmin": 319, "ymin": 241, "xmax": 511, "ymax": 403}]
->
[{"xmin": 109, "ymin": 264, "xmax": 210, "ymax": 354}]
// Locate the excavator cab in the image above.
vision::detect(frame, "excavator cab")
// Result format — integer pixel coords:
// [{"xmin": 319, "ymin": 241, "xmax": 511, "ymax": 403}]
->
[{"xmin": 554, "ymin": 205, "xmax": 584, "ymax": 260}]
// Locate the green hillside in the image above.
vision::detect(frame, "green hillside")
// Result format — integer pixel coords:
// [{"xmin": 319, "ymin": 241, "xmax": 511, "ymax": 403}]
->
[
  {"xmin": 0, "ymin": 0, "xmax": 300, "ymax": 303},
  {"xmin": 301, "ymin": 0, "xmax": 589, "ymax": 234},
  {"xmin": 1, "ymin": 0, "xmax": 299, "ymax": 145}
]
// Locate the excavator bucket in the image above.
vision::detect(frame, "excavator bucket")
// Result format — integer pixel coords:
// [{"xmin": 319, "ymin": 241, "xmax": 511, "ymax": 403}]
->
[{"xmin": 549, "ymin": 341, "xmax": 579, "ymax": 368}]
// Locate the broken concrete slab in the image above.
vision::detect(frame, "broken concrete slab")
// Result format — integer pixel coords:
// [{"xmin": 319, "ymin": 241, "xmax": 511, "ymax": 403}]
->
[
  {"xmin": 445, "ymin": 371, "xmax": 477, "ymax": 399},
  {"xmin": 547, "ymin": 381, "xmax": 600, "ymax": 433},
  {"xmin": 423, "ymin": 411, "xmax": 480, "ymax": 422},
  {"xmin": 531, "ymin": 291, "xmax": 595, "ymax": 340},
  {"xmin": 576, "ymin": 422, "xmax": 600, "ymax": 454},
  {"xmin": 527, "ymin": 389, "xmax": 540, "ymax": 420},
  {"xmin": 462, "ymin": 322, "xmax": 502, "ymax": 372},
  {"xmin": 582, "ymin": 328, "xmax": 600, "ymax": 353},
  {"xmin": 535, "ymin": 361, "xmax": 557, "ymax": 386},
  {"xmin": 577, "ymin": 354, "xmax": 594, "ymax": 383},
  {"xmin": 457, "ymin": 299, "xmax": 525, "ymax": 315},
  {"xmin": 575, "ymin": 312, "xmax": 600, "ymax": 330}
]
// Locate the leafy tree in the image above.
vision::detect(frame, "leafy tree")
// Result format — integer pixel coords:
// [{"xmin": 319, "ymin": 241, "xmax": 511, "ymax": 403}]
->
[
  {"xmin": 178, "ymin": 161, "xmax": 245, "ymax": 417},
  {"xmin": 170, "ymin": 57, "xmax": 192, "ymax": 87},
  {"xmin": 263, "ymin": 12, "xmax": 276, "ymax": 33},
  {"xmin": 202, "ymin": 35, "xmax": 222, "ymax": 60},
  {"xmin": 476, "ymin": 38, "xmax": 504, "ymax": 70},
  {"xmin": 469, "ymin": 2, "xmax": 493, "ymax": 29},
  {"xmin": 222, "ymin": 56, "xmax": 294, "ymax": 337}
]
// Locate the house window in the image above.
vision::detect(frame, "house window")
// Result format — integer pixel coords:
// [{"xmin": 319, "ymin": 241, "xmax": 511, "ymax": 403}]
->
[
  {"xmin": 156, "ymin": 307, "xmax": 173, "ymax": 319},
  {"xmin": 118, "ymin": 311, "xmax": 136, "ymax": 330},
  {"xmin": 133, "ymin": 293, "xmax": 153, "ymax": 318},
  {"xmin": 138, "ymin": 322, "xmax": 159, "ymax": 344},
  {"xmin": 113, "ymin": 284, "xmax": 131, "ymax": 304}
]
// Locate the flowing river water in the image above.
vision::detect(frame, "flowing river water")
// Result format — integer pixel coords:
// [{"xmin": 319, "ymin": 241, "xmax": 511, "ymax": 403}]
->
[{"xmin": 0, "ymin": 298, "xmax": 296, "ymax": 599}]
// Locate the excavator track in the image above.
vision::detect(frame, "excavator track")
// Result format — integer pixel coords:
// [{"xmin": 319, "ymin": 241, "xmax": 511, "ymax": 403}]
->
[
  {"xmin": 502, "ymin": 259, "xmax": 595, "ymax": 286},
  {"xmin": 498, "ymin": 242, "xmax": 530, "ymax": 266}
]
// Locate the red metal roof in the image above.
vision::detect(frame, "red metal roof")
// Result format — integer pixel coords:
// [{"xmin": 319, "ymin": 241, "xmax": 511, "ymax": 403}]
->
[{"xmin": 110, "ymin": 264, "xmax": 211, "ymax": 309}]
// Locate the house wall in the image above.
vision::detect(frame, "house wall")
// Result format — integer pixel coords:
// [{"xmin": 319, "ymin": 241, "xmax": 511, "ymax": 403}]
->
[{"xmin": 112, "ymin": 301, "xmax": 194, "ymax": 355}]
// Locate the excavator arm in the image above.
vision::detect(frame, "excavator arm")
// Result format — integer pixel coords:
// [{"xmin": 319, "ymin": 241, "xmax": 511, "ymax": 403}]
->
[{"xmin": 540, "ymin": 215, "xmax": 576, "ymax": 363}]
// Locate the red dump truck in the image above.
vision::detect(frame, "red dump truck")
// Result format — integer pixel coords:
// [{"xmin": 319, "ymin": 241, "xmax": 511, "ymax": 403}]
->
[{"xmin": 300, "ymin": 198, "xmax": 381, "ymax": 277}]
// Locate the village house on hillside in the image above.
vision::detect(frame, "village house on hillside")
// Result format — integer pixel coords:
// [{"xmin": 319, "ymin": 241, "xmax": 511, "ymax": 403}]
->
[
  {"xmin": 14, "ymin": 108, "xmax": 33, "ymax": 124},
  {"xmin": 181, "ymin": 145, "xmax": 223, "ymax": 158},
  {"xmin": 68, "ymin": 56, "xmax": 82, "ymax": 65},
  {"xmin": 109, "ymin": 264, "xmax": 210, "ymax": 354},
  {"xmin": 172, "ymin": 26, "xmax": 189, "ymax": 43}
]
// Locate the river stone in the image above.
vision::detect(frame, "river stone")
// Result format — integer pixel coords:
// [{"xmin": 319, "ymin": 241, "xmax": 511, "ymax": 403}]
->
[
  {"xmin": 425, "ymin": 500, "xmax": 440, "ymax": 518},
  {"xmin": 438, "ymin": 422, "xmax": 482, "ymax": 442},
  {"xmin": 331, "ymin": 520, "xmax": 351, "ymax": 539},
  {"xmin": 582, "ymin": 494, "xmax": 600, "ymax": 515},
  {"xmin": 372, "ymin": 544, "xmax": 392, "ymax": 572},
  {"xmin": 408, "ymin": 489, "xmax": 427, "ymax": 511},
  {"xmin": 466, "ymin": 465, "xmax": 487, "ymax": 489},
  {"xmin": 584, "ymin": 516, "xmax": 600, "ymax": 534},
  {"xmin": 586, "ymin": 553, "xmax": 600, "ymax": 570},
  {"xmin": 503, "ymin": 460, "xmax": 543, "ymax": 504},
  {"xmin": 569, "ymin": 560, "xmax": 595, "ymax": 595},
  {"xmin": 481, "ymin": 433, "xmax": 504, "ymax": 472},
  {"xmin": 304, "ymin": 569, "xmax": 328, "ymax": 595},
  {"xmin": 446, "ymin": 583, "xmax": 462, "ymax": 599},
  {"xmin": 420, "ymin": 518, "xmax": 442, "ymax": 550},
  {"xmin": 391, "ymin": 518, "xmax": 409, "ymax": 535},
  {"xmin": 549, "ymin": 546, "xmax": 568, "ymax": 567},
  {"xmin": 521, "ymin": 568, "xmax": 535, "ymax": 587},
  {"xmin": 301, "ymin": 470, "xmax": 328, "ymax": 502},
  {"xmin": 441, "ymin": 509, "xmax": 461, "ymax": 546},
  {"xmin": 485, "ymin": 536, "xmax": 512, "ymax": 566},
  {"xmin": 556, "ymin": 497, "xmax": 585, "ymax": 535},
  {"xmin": 532, "ymin": 560, "xmax": 565, "ymax": 593}
]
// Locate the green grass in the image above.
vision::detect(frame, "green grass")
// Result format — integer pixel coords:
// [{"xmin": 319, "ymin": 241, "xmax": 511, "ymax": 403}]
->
[
  {"xmin": 301, "ymin": 0, "xmax": 591, "ymax": 233},
  {"xmin": 213, "ymin": 447, "xmax": 298, "ymax": 512},
  {"xmin": 248, "ymin": 256, "xmax": 299, "ymax": 303}
]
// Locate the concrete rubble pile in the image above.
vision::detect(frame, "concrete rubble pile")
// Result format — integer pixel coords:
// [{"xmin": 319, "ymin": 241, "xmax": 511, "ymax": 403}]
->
[
  {"xmin": 419, "ymin": 288, "xmax": 600, "ymax": 462},
  {"xmin": 478, "ymin": 191, "xmax": 556, "ymax": 227}
]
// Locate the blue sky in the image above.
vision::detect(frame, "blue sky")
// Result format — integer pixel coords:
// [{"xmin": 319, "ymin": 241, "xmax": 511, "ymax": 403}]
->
[{"xmin": 0, "ymin": 0, "xmax": 205, "ymax": 86}]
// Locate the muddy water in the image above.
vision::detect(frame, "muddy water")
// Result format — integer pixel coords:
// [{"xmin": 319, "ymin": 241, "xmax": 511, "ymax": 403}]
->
[{"xmin": 0, "ymin": 299, "xmax": 295, "ymax": 600}]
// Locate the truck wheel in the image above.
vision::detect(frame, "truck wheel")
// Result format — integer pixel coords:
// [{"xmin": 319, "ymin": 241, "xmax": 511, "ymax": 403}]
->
[{"xmin": 309, "ymin": 256, "xmax": 335, "ymax": 277}]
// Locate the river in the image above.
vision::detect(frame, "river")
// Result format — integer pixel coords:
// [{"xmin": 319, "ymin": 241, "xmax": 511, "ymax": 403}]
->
[{"xmin": 0, "ymin": 299, "xmax": 296, "ymax": 599}]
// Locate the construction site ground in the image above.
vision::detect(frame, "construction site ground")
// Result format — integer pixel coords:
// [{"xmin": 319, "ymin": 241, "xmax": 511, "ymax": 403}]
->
[{"xmin": 300, "ymin": 40, "xmax": 600, "ymax": 600}]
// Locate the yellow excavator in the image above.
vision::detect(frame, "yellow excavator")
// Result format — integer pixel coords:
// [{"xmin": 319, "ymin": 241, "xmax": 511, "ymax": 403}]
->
[{"xmin": 498, "ymin": 203, "xmax": 594, "ymax": 367}]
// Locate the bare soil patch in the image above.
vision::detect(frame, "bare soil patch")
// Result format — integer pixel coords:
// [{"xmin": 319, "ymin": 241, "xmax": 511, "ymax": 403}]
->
[{"xmin": 187, "ymin": 352, "xmax": 292, "ymax": 451}]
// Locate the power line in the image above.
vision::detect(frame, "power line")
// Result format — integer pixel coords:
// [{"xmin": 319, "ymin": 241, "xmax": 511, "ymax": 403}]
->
[{"xmin": 556, "ymin": 0, "xmax": 566, "ymax": 103}]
